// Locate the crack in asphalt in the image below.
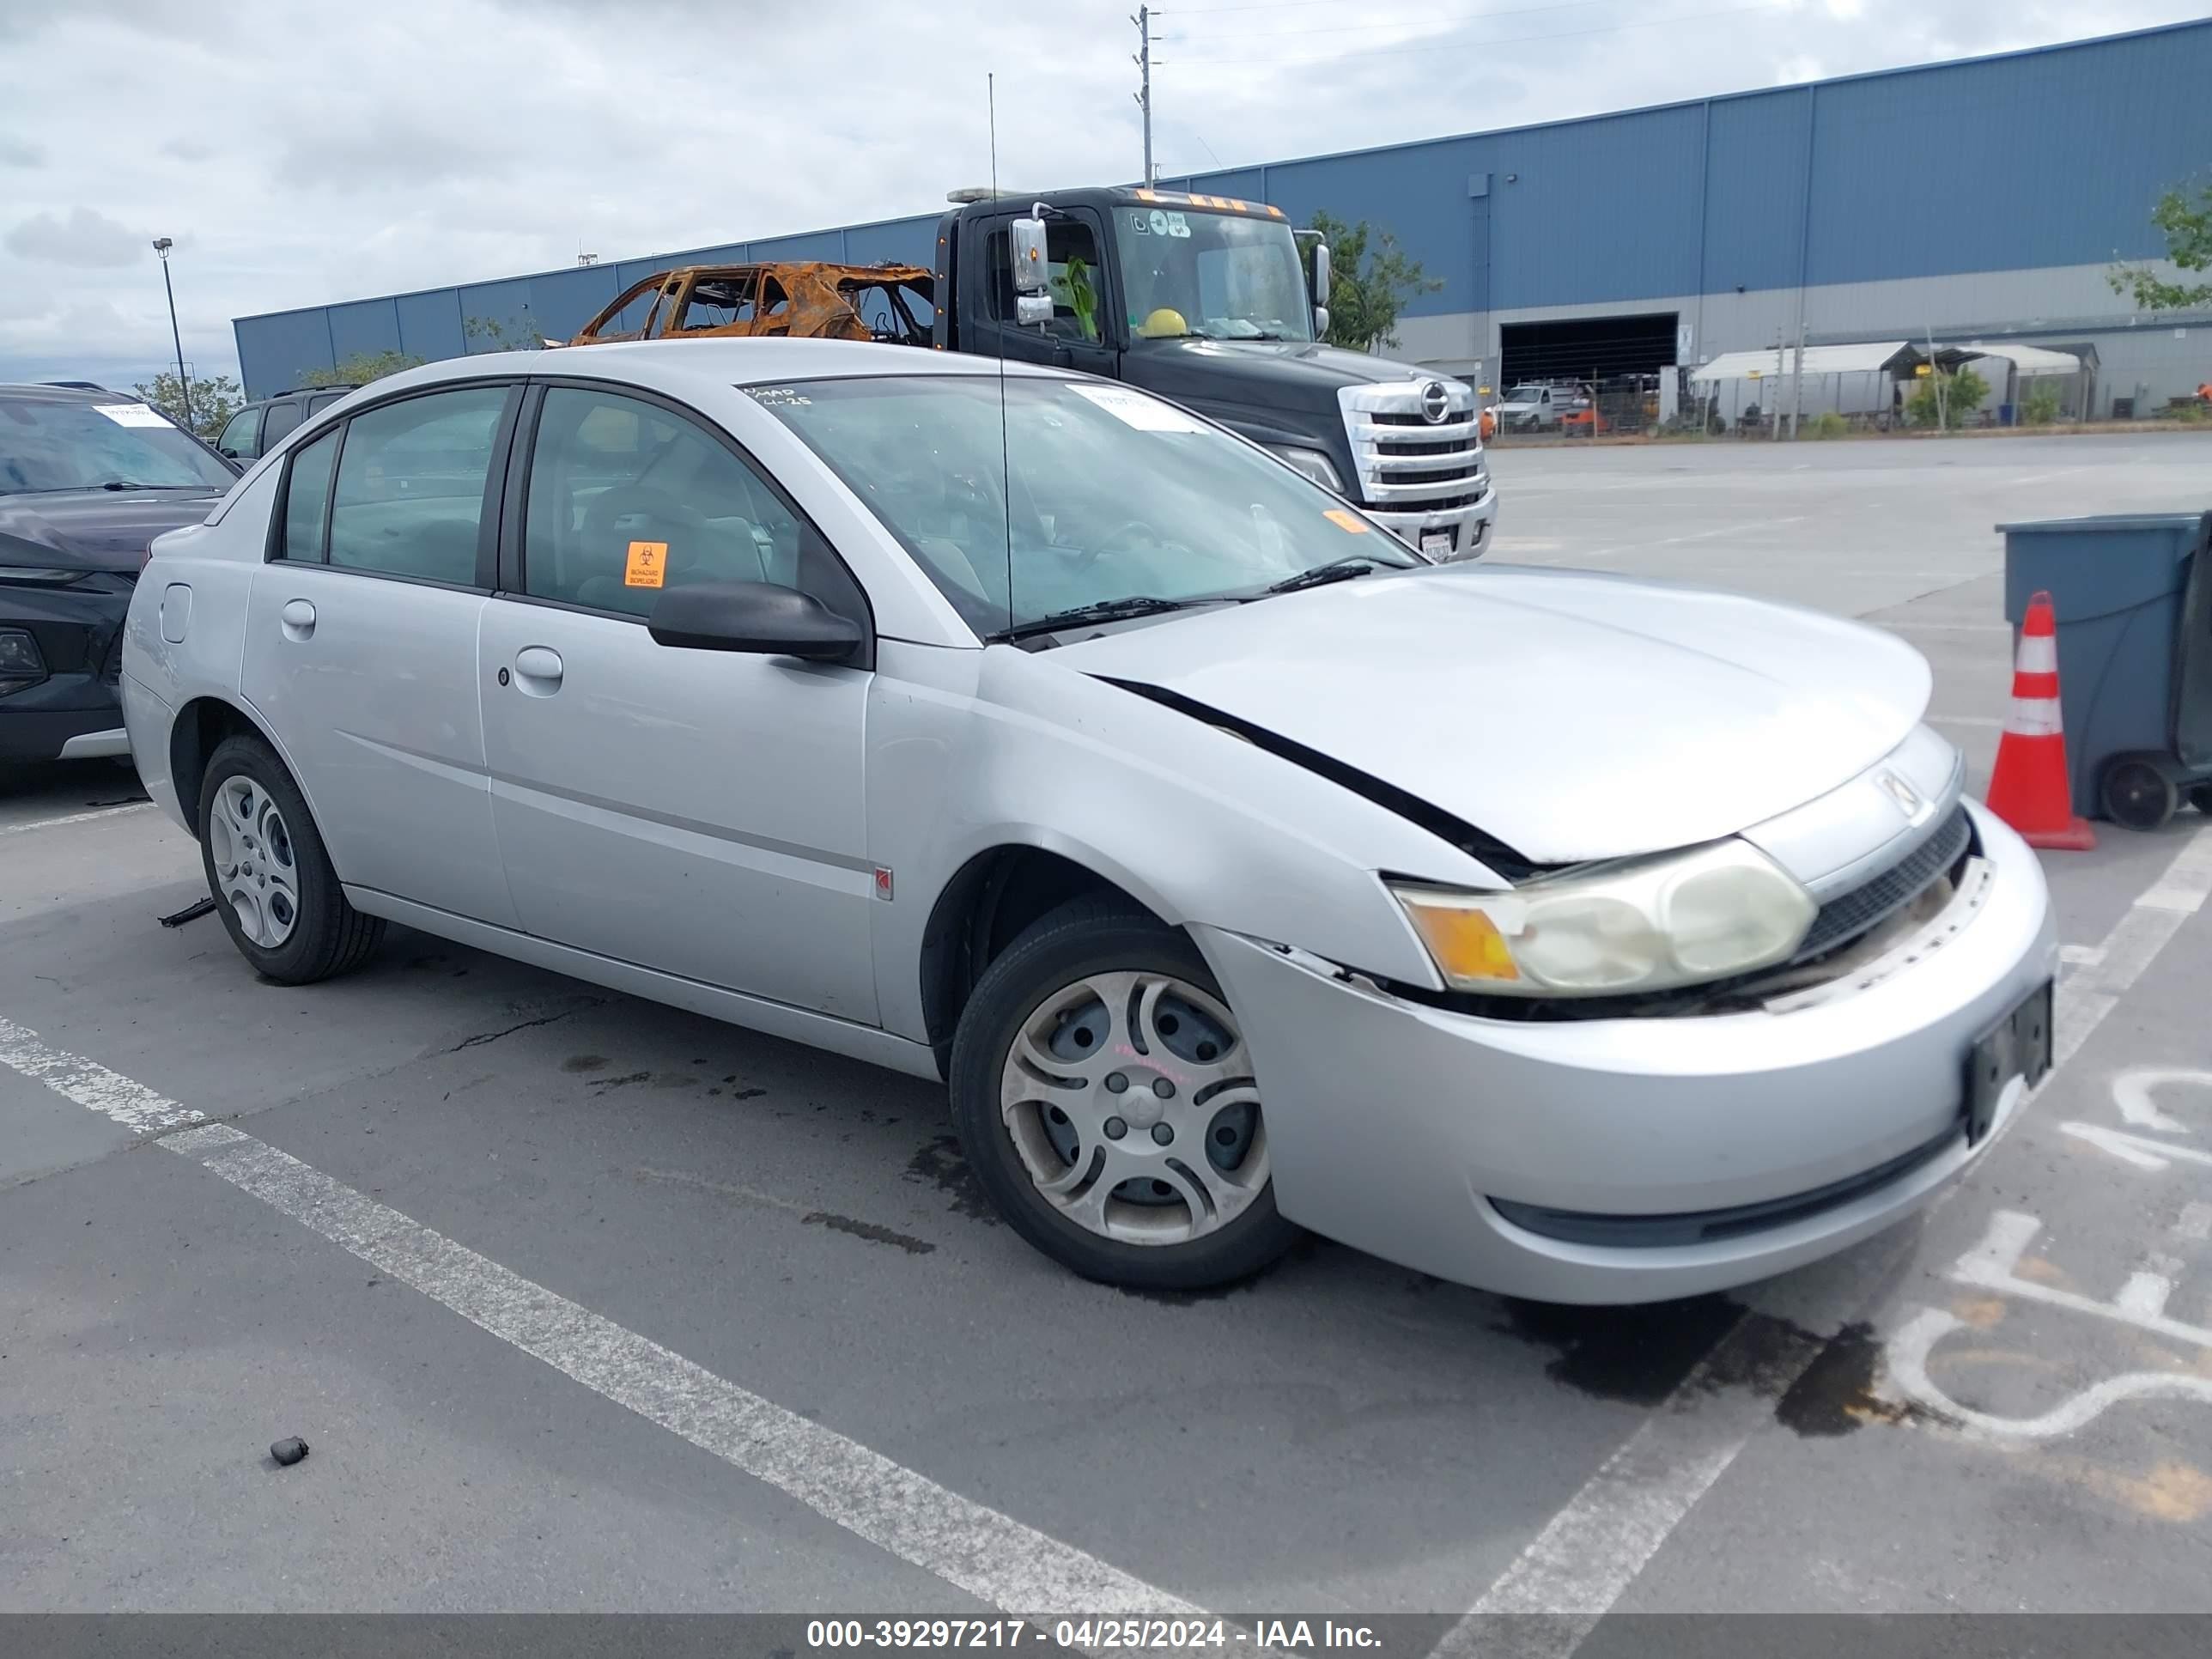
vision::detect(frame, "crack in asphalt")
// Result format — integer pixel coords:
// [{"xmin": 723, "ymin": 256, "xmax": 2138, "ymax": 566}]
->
[{"xmin": 442, "ymin": 1000, "xmax": 608, "ymax": 1054}]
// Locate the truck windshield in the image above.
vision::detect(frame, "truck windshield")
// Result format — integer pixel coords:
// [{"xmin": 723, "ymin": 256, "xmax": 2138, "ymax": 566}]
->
[
  {"xmin": 1113, "ymin": 209, "xmax": 1314, "ymax": 344},
  {"xmin": 751, "ymin": 374, "xmax": 1419, "ymax": 639},
  {"xmin": 0, "ymin": 397, "xmax": 237, "ymax": 493}
]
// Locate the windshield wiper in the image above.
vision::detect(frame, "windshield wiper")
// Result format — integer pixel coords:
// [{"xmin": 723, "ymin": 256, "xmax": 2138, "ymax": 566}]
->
[
  {"xmin": 995, "ymin": 595, "xmax": 1197, "ymax": 642},
  {"xmin": 94, "ymin": 480, "xmax": 171, "ymax": 491},
  {"xmin": 1262, "ymin": 556, "xmax": 1382, "ymax": 596}
]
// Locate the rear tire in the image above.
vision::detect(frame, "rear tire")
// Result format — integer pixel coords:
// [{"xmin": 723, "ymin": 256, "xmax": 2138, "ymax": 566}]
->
[
  {"xmin": 949, "ymin": 896, "xmax": 1302, "ymax": 1291},
  {"xmin": 198, "ymin": 735, "xmax": 384, "ymax": 985}
]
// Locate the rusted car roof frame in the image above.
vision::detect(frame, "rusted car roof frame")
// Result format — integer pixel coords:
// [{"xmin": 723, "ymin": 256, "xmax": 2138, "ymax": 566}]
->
[{"xmin": 568, "ymin": 263, "xmax": 936, "ymax": 348}]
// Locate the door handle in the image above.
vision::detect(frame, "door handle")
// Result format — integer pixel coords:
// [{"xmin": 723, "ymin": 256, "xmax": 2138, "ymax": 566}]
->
[
  {"xmin": 280, "ymin": 598, "xmax": 315, "ymax": 641},
  {"xmin": 513, "ymin": 645, "xmax": 563, "ymax": 696}
]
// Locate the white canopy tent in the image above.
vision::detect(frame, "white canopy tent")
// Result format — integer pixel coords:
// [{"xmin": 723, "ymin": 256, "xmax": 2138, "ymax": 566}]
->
[{"xmin": 1688, "ymin": 343, "xmax": 1917, "ymax": 427}]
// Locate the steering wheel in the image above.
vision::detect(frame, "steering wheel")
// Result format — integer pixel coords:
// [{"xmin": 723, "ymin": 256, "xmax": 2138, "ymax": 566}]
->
[
  {"xmin": 581, "ymin": 484, "xmax": 708, "ymax": 544},
  {"xmin": 1064, "ymin": 519, "xmax": 1165, "ymax": 573}
]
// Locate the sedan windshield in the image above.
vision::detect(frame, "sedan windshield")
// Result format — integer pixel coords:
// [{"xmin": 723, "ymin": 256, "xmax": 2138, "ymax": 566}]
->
[
  {"xmin": 752, "ymin": 374, "xmax": 1421, "ymax": 638},
  {"xmin": 1113, "ymin": 209, "xmax": 1314, "ymax": 343},
  {"xmin": 0, "ymin": 397, "xmax": 236, "ymax": 493}
]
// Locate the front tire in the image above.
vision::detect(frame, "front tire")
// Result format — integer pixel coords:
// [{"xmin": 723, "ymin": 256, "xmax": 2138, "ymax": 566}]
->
[
  {"xmin": 198, "ymin": 735, "xmax": 385, "ymax": 985},
  {"xmin": 949, "ymin": 897, "xmax": 1302, "ymax": 1291}
]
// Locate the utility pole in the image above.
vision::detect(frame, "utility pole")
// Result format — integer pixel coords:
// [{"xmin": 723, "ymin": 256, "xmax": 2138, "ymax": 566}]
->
[
  {"xmin": 151, "ymin": 237, "xmax": 191, "ymax": 429},
  {"xmin": 1788, "ymin": 320, "xmax": 1806, "ymax": 440},
  {"xmin": 1132, "ymin": 6, "xmax": 1154, "ymax": 185}
]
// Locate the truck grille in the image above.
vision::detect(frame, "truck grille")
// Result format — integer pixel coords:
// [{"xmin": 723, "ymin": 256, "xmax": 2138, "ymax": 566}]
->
[{"xmin": 1338, "ymin": 380, "xmax": 1490, "ymax": 513}]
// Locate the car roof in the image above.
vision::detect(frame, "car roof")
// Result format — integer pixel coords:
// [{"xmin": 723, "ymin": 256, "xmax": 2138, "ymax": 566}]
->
[
  {"xmin": 0, "ymin": 382, "xmax": 135, "ymax": 405},
  {"xmin": 380, "ymin": 337, "xmax": 1068, "ymax": 402}
]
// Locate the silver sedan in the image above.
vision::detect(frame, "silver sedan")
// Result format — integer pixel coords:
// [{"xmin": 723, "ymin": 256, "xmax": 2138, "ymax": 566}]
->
[{"xmin": 120, "ymin": 340, "xmax": 2056, "ymax": 1304}]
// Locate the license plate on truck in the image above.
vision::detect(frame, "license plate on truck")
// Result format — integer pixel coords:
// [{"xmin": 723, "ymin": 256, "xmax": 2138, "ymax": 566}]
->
[
  {"xmin": 1964, "ymin": 979, "xmax": 2053, "ymax": 1146},
  {"xmin": 1420, "ymin": 528, "xmax": 1454, "ymax": 557}
]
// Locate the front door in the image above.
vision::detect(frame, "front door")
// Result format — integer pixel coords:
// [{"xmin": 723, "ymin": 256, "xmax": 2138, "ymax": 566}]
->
[
  {"xmin": 965, "ymin": 208, "xmax": 1121, "ymax": 379},
  {"xmin": 477, "ymin": 382, "xmax": 878, "ymax": 1023},
  {"xmin": 239, "ymin": 383, "xmax": 520, "ymax": 927}
]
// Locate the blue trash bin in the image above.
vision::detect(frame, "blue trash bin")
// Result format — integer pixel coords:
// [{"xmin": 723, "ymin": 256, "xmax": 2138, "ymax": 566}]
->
[{"xmin": 1997, "ymin": 511, "xmax": 2212, "ymax": 828}]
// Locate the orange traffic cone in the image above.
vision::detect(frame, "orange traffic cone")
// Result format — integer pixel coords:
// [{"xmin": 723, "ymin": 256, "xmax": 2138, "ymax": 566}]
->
[{"xmin": 1985, "ymin": 590, "xmax": 2095, "ymax": 850}]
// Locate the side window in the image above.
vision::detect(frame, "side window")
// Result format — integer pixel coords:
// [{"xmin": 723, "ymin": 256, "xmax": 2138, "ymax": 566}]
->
[
  {"xmin": 278, "ymin": 428, "xmax": 338, "ymax": 562},
  {"xmin": 217, "ymin": 407, "xmax": 261, "ymax": 459},
  {"xmin": 327, "ymin": 386, "xmax": 507, "ymax": 585},
  {"xmin": 307, "ymin": 392, "xmax": 346, "ymax": 414},
  {"xmin": 262, "ymin": 400, "xmax": 303, "ymax": 447},
  {"xmin": 986, "ymin": 221, "xmax": 1105, "ymax": 341},
  {"xmin": 522, "ymin": 386, "xmax": 861, "ymax": 626}
]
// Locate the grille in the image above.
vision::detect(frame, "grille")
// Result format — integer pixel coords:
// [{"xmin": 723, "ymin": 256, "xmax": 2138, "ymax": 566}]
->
[
  {"xmin": 1369, "ymin": 411, "xmax": 1431, "ymax": 427},
  {"xmin": 1376, "ymin": 436, "xmax": 1468, "ymax": 457},
  {"xmin": 1796, "ymin": 803, "xmax": 1973, "ymax": 962},
  {"xmin": 1378, "ymin": 462, "xmax": 1480, "ymax": 485}
]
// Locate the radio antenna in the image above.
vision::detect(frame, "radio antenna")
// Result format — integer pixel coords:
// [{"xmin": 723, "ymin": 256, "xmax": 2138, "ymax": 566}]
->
[{"xmin": 989, "ymin": 71, "xmax": 1013, "ymax": 635}]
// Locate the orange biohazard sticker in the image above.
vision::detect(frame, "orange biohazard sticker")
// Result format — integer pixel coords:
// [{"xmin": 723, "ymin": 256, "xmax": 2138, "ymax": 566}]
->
[
  {"xmin": 1322, "ymin": 508, "xmax": 1370, "ymax": 534},
  {"xmin": 624, "ymin": 540, "xmax": 668, "ymax": 587}
]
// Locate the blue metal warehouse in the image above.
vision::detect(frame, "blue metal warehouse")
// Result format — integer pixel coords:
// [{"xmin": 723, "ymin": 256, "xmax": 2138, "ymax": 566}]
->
[{"xmin": 234, "ymin": 20, "xmax": 2212, "ymax": 415}]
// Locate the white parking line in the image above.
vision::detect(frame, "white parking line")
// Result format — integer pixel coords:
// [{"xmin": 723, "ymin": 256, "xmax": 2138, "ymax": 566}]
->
[
  {"xmin": 1429, "ymin": 821, "xmax": 2212, "ymax": 1659},
  {"xmin": 0, "ymin": 802, "xmax": 152, "ymax": 838},
  {"xmin": 0, "ymin": 1018, "xmax": 1203, "ymax": 1620}
]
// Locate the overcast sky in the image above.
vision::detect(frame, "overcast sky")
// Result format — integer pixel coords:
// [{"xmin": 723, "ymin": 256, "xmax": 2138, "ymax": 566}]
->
[{"xmin": 0, "ymin": 0, "xmax": 2201, "ymax": 394}]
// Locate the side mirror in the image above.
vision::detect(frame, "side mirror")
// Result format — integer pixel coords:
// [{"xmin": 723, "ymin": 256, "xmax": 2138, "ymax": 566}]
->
[
  {"xmin": 1313, "ymin": 306, "xmax": 1330, "ymax": 337},
  {"xmin": 1011, "ymin": 216, "xmax": 1050, "ymax": 295},
  {"xmin": 1310, "ymin": 241, "xmax": 1331, "ymax": 308},
  {"xmin": 647, "ymin": 580, "xmax": 863, "ymax": 663}
]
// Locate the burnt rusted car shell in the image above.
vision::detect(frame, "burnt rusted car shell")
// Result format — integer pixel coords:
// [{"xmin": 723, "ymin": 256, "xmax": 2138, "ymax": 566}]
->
[{"xmin": 567, "ymin": 264, "xmax": 936, "ymax": 349}]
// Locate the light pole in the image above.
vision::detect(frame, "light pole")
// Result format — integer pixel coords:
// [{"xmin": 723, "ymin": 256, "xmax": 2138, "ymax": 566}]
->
[{"xmin": 151, "ymin": 237, "xmax": 191, "ymax": 428}]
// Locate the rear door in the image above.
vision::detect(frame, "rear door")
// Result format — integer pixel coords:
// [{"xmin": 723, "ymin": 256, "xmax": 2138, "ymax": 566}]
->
[
  {"xmin": 239, "ymin": 382, "xmax": 523, "ymax": 927},
  {"xmin": 475, "ymin": 380, "xmax": 878, "ymax": 1021}
]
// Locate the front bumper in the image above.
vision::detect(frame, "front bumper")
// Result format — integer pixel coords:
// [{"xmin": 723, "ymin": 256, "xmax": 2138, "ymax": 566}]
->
[
  {"xmin": 1366, "ymin": 484, "xmax": 1498, "ymax": 562},
  {"xmin": 0, "ymin": 574, "xmax": 133, "ymax": 763},
  {"xmin": 1198, "ymin": 801, "xmax": 2056, "ymax": 1304}
]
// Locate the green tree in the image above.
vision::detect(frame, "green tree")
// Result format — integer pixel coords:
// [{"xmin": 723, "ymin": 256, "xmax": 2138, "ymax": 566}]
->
[
  {"xmin": 131, "ymin": 369, "xmax": 242, "ymax": 441},
  {"xmin": 1905, "ymin": 366, "xmax": 1990, "ymax": 430},
  {"xmin": 464, "ymin": 313, "xmax": 549, "ymax": 353},
  {"xmin": 1307, "ymin": 210, "xmax": 1442, "ymax": 355},
  {"xmin": 2109, "ymin": 178, "xmax": 2212, "ymax": 311},
  {"xmin": 2023, "ymin": 383, "xmax": 2063, "ymax": 426},
  {"xmin": 299, "ymin": 349, "xmax": 422, "ymax": 388}
]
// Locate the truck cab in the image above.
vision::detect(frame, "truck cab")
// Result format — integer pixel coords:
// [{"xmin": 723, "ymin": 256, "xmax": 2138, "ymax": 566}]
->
[{"xmin": 933, "ymin": 186, "xmax": 1496, "ymax": 561}]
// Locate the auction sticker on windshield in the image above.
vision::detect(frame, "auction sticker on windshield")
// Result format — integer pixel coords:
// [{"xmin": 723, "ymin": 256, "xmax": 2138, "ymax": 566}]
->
[
  {"xmin": 94, "ymin": 404, "xmax": 173, "ymax": 428},
  {"xmin": 1322, "ymin": 508, "xmax": 1371, "ymax": 534},
  {"xmin": 1070, "ymin": 385, "xmax": 1208, "ymax": 434}
]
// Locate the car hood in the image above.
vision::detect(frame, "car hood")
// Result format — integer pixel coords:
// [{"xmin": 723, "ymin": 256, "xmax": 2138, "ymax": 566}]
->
[
  {"xmin": 1125, "ymin": 336, "xmax": 1446, "ymax": 420},
  {"xmin": 1053, "ymin": 565, "xmax": 1931, "ymax": 866},
  {"xmin": 0, "ymin": 488, "xmax": 227, "ymax": 573}
]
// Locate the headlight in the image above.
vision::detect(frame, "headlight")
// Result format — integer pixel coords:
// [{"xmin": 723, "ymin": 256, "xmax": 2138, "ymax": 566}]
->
[
  {"xmin": 1270, "ymin": 445, "xmax": 1344, "ymax": 493},
  {"xmin": 0, "ymin": 567, "xmax": 84, "ymax": 586},
  {"xmin": 1389, "ymin": 839, "xmax": 1816, "ymax": 998}
]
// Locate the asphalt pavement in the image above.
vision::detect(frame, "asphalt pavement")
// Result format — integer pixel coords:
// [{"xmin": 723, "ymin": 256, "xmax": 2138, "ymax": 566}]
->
[{"xmin": 4, "ymin": 431, "xmax": 2211, "ymax": 1639}]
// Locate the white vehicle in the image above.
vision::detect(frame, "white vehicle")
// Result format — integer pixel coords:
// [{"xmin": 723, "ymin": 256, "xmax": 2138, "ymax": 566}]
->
[
  {"xmin": 1495, "ymin": 382, "xmax": 1589, "ymax": 432},
  {"xmin": 121, "ymin": 339, "xmax": 2055, "ymax": 1304}
]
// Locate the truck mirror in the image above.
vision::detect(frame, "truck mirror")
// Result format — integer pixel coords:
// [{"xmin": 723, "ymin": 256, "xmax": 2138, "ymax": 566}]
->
[
  {"xmin": 1016, "ymin": 295, "xmax": 1053, "ymax": 326},
  {"xmin": 1011, "ymin": 216, "xmax": 1050, "ymax": 295},
  {"xmin": 1313, "ymin": 307, "xmax": 1330, "ymax": 337},
  {"xmin": 1310, "ymin": 241, "xmax": 1331, "ymax": 308}
]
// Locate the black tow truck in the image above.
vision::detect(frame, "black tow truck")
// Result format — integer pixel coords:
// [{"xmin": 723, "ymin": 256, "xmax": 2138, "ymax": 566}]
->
[{"xmin": 930, "ymin": 185, "xmax": 1496, "ymax": 561}]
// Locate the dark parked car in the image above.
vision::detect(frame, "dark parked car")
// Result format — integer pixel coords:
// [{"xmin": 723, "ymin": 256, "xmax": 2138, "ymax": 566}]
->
[
  {"xmin": 214, "ymin": 384, "xmax": 357, "ymax": 462},
  {"xmin": 1, "ymin": 384, "xmax": 238, "ymax": 763}
]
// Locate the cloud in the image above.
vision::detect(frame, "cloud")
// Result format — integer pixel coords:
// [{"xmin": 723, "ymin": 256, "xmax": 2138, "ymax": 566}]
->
[
  {"xmin": 4, "ymin": 206, "xmax": 146, "ymax": 268},
  {"xmin": 0, "ymin": 0, "xmax": 2205, "ymax": 386}
]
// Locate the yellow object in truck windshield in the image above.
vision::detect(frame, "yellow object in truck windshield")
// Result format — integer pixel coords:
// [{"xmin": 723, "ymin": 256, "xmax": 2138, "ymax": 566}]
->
[{"xmin": 1403, "ymin": 902, "xmax": 1521, "ymax": 983}]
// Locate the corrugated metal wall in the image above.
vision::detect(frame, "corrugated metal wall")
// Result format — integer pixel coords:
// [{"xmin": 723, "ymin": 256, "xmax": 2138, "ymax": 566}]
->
[{"xmin": 234, "ymin": 21, "xmax": 2212, "ymax": 395}]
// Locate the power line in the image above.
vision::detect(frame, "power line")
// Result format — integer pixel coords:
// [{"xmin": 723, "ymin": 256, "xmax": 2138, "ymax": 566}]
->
[
  {"xmin": 1163, "ymin": 1, "xmax": 1784, "ymax": 67},
  {"xmin": 1164, "ymin": 0, "xmax": 1617, "ymax": 41}
]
